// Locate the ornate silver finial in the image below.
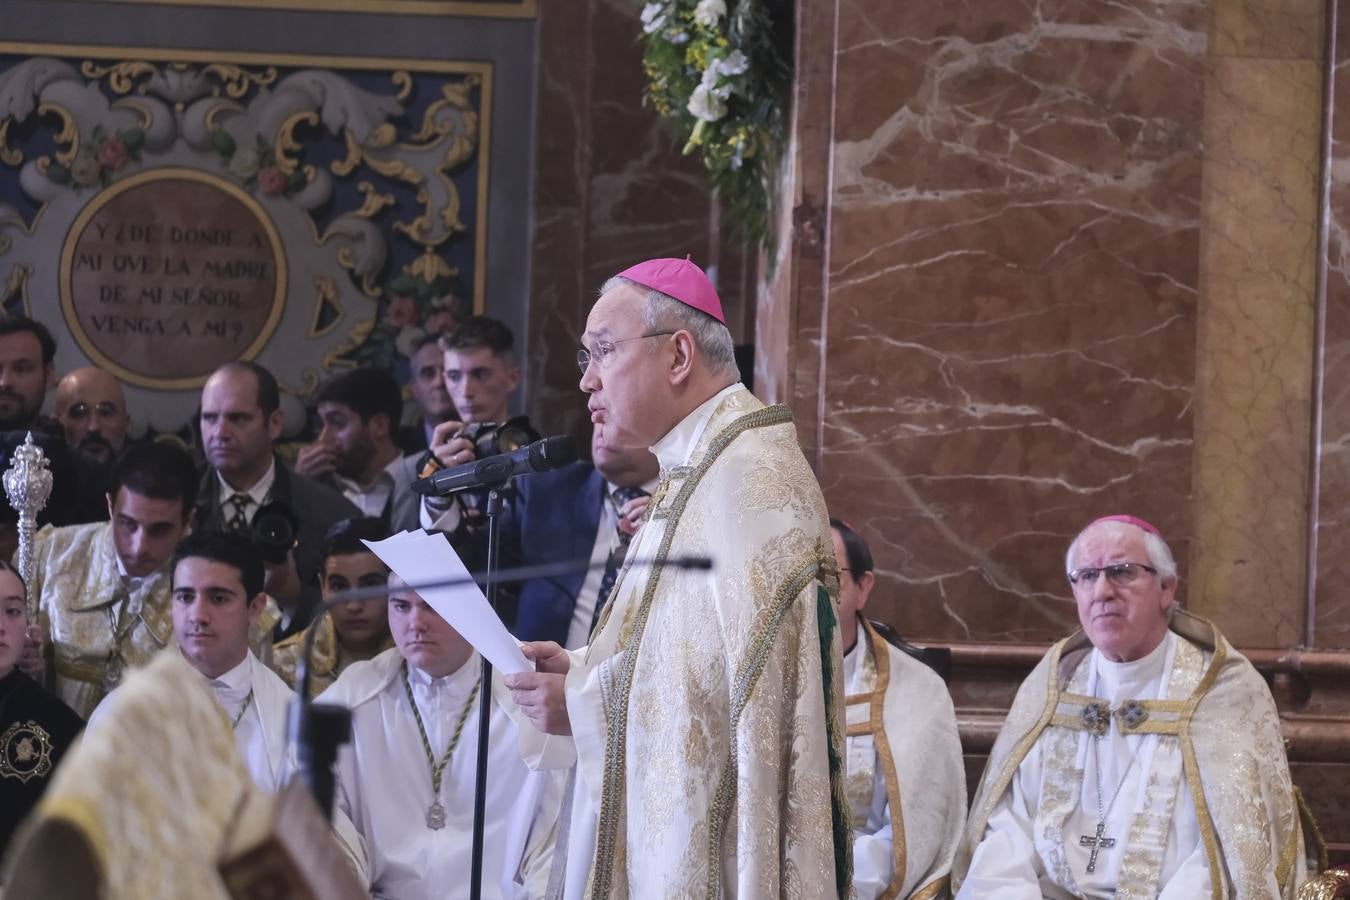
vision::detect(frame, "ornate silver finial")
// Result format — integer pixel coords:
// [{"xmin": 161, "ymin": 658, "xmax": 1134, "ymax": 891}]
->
[{"xmin": 3, "ymin": 432, "xmax": 53, "ymax": 617}]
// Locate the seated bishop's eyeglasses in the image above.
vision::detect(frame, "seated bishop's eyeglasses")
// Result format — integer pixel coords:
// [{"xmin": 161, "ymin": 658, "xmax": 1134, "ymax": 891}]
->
[
  {"xmin": 1066, "ymin": 561, "xmax": 1157, "ymax": 588},
  {"xmin": 576, "ymin": 331, "xmax": 676, "ymax": 374}
]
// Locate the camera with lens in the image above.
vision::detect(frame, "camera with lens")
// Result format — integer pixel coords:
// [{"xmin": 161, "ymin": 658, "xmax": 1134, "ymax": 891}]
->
[
  {"xmin": 250, "ymin": 500, "xmax": 300, "ymax": 565},
  {"xmin": 460, "ymin": 416, "xmax": 541, "ymax": 459}
]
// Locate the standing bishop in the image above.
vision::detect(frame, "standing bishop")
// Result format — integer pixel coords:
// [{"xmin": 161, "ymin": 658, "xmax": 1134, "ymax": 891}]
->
[
  {"xmin": 954, "ymin": 515, "xmax": 1315, "ymax": 899},
  {"xmin": 506, "ymin": 258, "xmax": 851, "ymax": 898}
]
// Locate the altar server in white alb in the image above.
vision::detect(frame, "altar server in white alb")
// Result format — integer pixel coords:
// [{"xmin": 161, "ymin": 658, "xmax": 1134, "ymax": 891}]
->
[
  {"xmin": 320, "ymin": 573, "xmax": 559, "ymax": 900},
  {"xmin": 90, "ymin": 530, "xmax": 293, "ymax": 791},
  {"xmin": 954, "ymin": 515, "xmax": 1314, "ymax": 899},
  {"xmin": 831, "ymin": 519, "xmax": 966, "ymax": 899}
]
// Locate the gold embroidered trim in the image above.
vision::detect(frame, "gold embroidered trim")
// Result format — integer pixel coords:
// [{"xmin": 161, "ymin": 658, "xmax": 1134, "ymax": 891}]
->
[
  {"xmin": 1295, "ymin": 786, "xmax": 1330, "ymax": 873},
  {"xmin": 1048, "ymin": 712, "xmax": 1183, "ymax": 737},
  {"xmin": 845, "ymin": 690, "xmax": 874, "ymax": 706},
  {"xmin": 704, "ymin": 554, "xmax": 826, "ymax": 899},
  {"xmin": 39, "ymin": 794, "xmax": 111, "ymax": 879},
  {"xmin": 865, "ymin": 621, "xmax": 907, "ymax": 900},
  {"xmin": 54, "ymin": 657, "xmax": 109, "ymax": 684},
  {"xmin": 962, "ymin": 638, "xmax": 1069, "ymax": 856},
  {"xmin": 588, "ymin": 403, "xmax": 795, "ymax": 899},
  {"xmin": 846, "ymin": 721, "xmax": 872, "ymax": 737},
  {"xmin": 910, "ymin": 875, "xmax": 948, "ymax": 900},
  {"xmin": 1179, "ymin": 634, "xmax": 1226, "ymax": 900}
]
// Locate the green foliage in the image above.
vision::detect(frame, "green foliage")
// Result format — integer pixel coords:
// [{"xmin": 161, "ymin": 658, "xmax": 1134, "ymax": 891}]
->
[{"xmin": 636, "ymin": 0, "xmax": 793, "ymax": 248}]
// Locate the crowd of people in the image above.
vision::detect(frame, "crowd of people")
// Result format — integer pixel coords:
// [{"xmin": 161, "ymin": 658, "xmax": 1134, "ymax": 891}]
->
[{"xmin": 0, "ymin": 257, "xmax": 1320, "ymax": 898}]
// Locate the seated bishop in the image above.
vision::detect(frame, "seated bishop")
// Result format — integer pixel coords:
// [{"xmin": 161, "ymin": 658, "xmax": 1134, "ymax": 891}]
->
[
  {"xmin": 23, "ymin": 442, "xmax": 277, "ymax": 719},
  {"xmin": 0, "ymin": 562, "xmax": 82, "ymax": 862},
  {"xmin": 831, "ymin": 518, "xmax": 966, "ymax": 899},
  {"xmin": 318, "ymin": 573, "xmax": 559, "ymax": 900},
  {"xmin": 954, "ymin": 515, "xmax": 1314, "ymax": 899},
  {"xmin": 90, "ymin": 531, "xmax": 293, "ymax": 792},
  {"xmin": 270, "ymin": 516, "xmax": 394, "ymax": 694}
]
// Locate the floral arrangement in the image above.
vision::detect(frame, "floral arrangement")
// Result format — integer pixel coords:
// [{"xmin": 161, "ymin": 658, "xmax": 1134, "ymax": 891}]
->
[
  {"xmin": 637, "ymin": 0, "xmax": 792, "ymax": 248},
  {"xmin": 46, "ymin": 125, "xmax": 145, "ymax": 188}
]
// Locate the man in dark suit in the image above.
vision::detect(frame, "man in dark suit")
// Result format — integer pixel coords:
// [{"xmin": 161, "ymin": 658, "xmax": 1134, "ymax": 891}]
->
[
  {"xmin": 194, "ymin": 362, "xmax": 357, "ymax": 641},
  {"xmin": 509, "ymin": 425, "xmax": 658, "ymax": 648}
]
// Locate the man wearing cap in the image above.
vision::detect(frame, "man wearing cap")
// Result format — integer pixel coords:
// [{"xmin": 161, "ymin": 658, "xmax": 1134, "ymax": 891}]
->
[
  {"xmin": 953, "ymin": 515, "xmax": 1312, "ymax": 899},
  {"xmin": 505, "ymin": 258, "xmax": 851, "ymax": 898}
]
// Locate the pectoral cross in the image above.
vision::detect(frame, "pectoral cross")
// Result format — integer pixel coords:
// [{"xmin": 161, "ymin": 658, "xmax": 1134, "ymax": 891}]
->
[{"xmin": 1079, "ymin": 821, "xmax": 1116, "ymax": 873}]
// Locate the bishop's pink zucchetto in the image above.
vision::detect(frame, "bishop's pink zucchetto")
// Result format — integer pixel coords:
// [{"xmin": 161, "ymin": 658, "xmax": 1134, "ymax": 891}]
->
[
  {"xmin": 1088, "ymin": 514, "xmax": 1161, "ymax": 536},
  {"xmin": 616, "ymin": 256, "xmax": 726, "ymax": 325}
]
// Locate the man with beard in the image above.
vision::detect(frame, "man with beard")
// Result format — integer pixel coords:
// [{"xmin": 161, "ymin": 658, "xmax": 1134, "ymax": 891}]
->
[
  {"xmin": 295, "ymin": 368, "xmax": 421, "ymax": 533},
  {"xmin": 0, "ymin": 317, "xmax": 106, "ymax": 527},
  {"xmin": 53, "ymin": 367, "xmax": 132, "ymax": 466},
  {"xmin": 21, "ymin": 443, "xmax": 201, "ymax": 718}
]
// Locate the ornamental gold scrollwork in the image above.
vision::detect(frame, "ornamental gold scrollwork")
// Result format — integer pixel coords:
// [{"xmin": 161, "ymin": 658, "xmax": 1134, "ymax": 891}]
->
[
  {"xmin": 308, "ymin": 275, "xmax": 341, "ymax": 338},
  {"xmin": 81, "ymin": 60, "xmax": 277, "ymax": 98},
  {"xmin": 80, "ymin": 60, "xmax": 157, "ymax": 94},
  {"xmin": 321, "ymin": 317, "xmax": 376, "ymax": 369},
  {"xmin": 0, "ymin": 119, "xmax": 23, "ymax": 166}
]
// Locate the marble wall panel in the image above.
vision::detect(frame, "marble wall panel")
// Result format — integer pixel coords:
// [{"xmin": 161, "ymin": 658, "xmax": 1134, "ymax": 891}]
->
[
  {"xmin": 816, "ymin": 0, "xmax": 1206, "ymax": 643},
  {"xmin": 1189, "ymin": 2, "xmax": 1325, "ymax": 648},
  {"xmin": 525, "ymin": 0, "xmax": 726, "ymax": 440},
  {"xmin": 1314, "ymin": 2, "xmax": 1350, "ymax": 651}
]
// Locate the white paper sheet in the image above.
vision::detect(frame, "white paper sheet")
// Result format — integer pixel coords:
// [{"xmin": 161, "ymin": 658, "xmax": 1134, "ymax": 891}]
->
[{"xmin": 361, "ymin": 529, "xmax": 530, "ymax": 674}]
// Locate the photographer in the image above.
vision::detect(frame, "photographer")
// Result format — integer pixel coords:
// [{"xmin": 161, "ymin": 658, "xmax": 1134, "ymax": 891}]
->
[
  {"xmin": 195, "ymin": 362, "xmax": 358, "ymax": 641},
  {"xmin": 420, "ymin": 317, "xmax": 524, "ymax": 534}
]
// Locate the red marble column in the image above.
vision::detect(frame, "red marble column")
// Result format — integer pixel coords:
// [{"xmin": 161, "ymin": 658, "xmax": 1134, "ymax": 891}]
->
[{"xmin": 525, "ymin": 0, "xmax": 746, "ymax": 441}]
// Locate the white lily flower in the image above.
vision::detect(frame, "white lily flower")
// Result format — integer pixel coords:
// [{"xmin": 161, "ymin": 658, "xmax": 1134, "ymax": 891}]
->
[
  {"xmin": 693, "ymin": 0, "xmax": 726, "ymax": 27},
  {"xmin": 687, "ymin": 83, "xmax": 728, "ymax": 122},
  {"xmin": 640, "ymin": 2, "xmax": 667, "ymax": 33},
  {"xmin": 715, "ymin": 49, "xmax": 750, "ymax": 76}
]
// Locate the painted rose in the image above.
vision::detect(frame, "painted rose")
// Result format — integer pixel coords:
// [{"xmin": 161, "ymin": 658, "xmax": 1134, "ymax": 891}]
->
[
  {"xmin": 257, "ymin": 166, "xmax": 287, "ymax": 196},
  {"xmin": 96, "ymin": 137, "xmax": 129, "ymax": 171},
  {"xmin": 423, "ymin": 309, "xmax": 457, "ymax": 335},
  {"xmin": 230, "ymin": 147, "xmax": 261, "ymax": 178},
  {"xmin": 70, "ymin": 156, "xmax": 102, "ymax": 187},
  {"xmin": 693, "ymin": 0, "xmax": 726, "ymax": 27},
  {"xmin": 386, "ymin": 295, "xmax": 420, "ymax": 328}
]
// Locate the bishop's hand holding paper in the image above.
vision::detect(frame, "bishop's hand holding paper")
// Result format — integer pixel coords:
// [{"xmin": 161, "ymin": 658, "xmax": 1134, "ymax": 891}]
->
[{"xmin": 503, "ymin": 258, "xmax": 851, "ymax": 899}]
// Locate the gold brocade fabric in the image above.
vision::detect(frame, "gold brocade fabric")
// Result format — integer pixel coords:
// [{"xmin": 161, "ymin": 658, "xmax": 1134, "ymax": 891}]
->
[
  {"xmin": 953, "ymin": 612, "xmax": 1311, "ymax": 900},
  {"xmin": 30, "ymin": 522, "xmax": 174, "ymax": 720},
  {"xmin": 845, "ymin": 620, "xmax": 965, "ymax": 899},
  {"xmin": 1, "ymin": 651, "xmax": 264, "ymax": 899},
  {"xmin": 582, "ymin": 388, "xmax": 849, "ymax": 899},
  {"xmin": 269, "ymin": 615, "xmax": 393, "ymax": 694},
  {"xmin": 30, "ymin": 521, "xmax": 281, "ymax": 720}
]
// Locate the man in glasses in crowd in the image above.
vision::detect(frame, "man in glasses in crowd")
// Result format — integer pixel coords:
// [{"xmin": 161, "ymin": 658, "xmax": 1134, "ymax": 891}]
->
[{"xmin": 954, "ymin": 514, "xmax": 1313, "ymax": 898}]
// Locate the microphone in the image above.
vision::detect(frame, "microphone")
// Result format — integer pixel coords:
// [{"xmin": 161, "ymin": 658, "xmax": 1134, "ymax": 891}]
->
[{"xmin": 412, "ymin": 435, "xmax": 577, "ymax": 496}]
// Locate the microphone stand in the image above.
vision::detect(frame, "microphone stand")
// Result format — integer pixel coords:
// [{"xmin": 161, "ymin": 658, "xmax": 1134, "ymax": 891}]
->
[
  {"xmin": 469, "ymin": 485, "xmax": 505, "ymax": 900},
  {"xmin": 285, "ymin": 550, "xmax": 714, "ymax": 879}
]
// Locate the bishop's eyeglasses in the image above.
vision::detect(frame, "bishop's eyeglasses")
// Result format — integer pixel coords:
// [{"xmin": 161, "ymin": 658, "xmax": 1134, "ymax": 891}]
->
[
  {"xmin": 1066, "ymin": 561, "xmax": 1157, "ymax": 590},
  {"xmin": 576, "ymin": 331, "xmax": 675, "ymax": 373}
]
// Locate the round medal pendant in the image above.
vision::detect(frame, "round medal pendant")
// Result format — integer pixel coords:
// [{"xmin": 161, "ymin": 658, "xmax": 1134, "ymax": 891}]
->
[{"xmin": 426, "ymin": 800, "xmax": 447, "ymax": 830}]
